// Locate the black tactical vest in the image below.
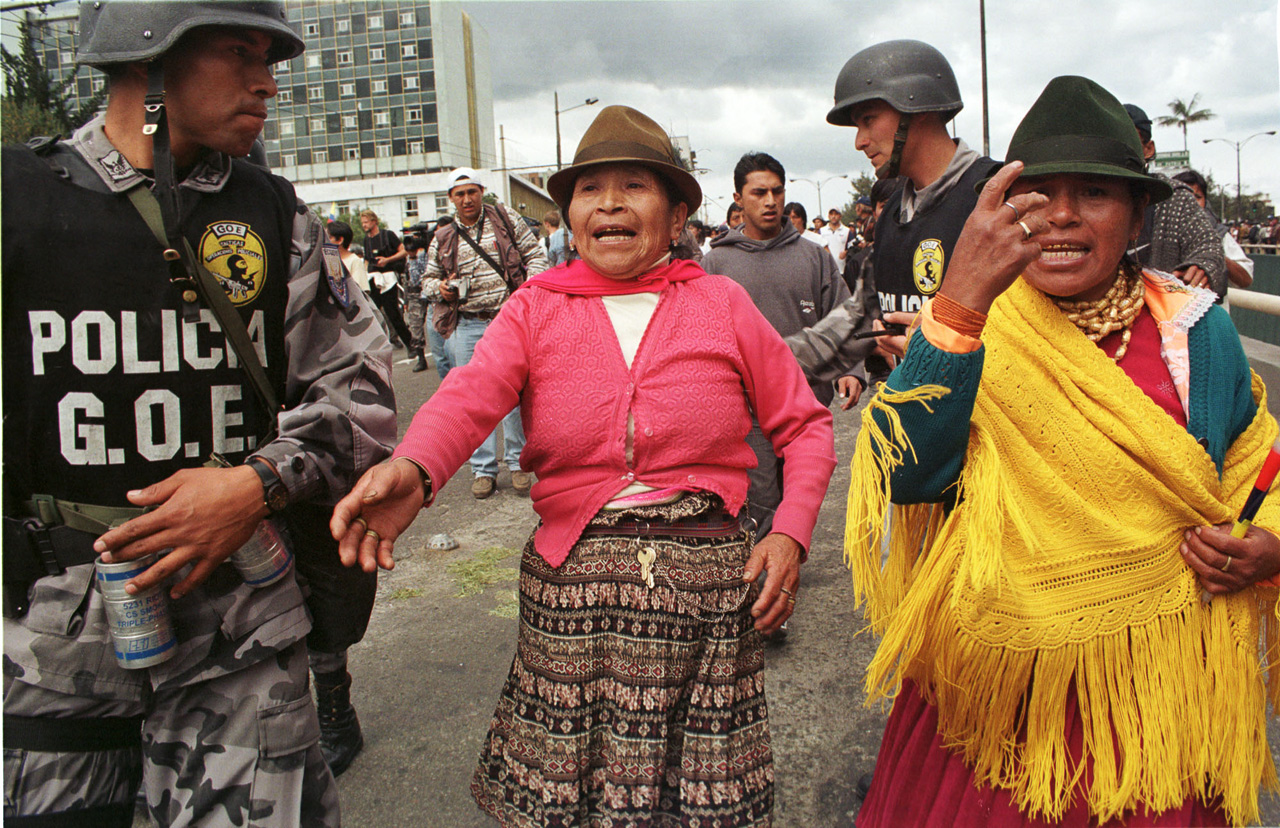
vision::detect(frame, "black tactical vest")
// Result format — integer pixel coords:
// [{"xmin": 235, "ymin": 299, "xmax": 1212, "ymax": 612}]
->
[
  {"xmin": 872, "ymin": 157, "xmax": 1000, "ymax": 315},
  {"xmin": 2, "ymin": 146, "xmax": 295, "ymax": 506}
]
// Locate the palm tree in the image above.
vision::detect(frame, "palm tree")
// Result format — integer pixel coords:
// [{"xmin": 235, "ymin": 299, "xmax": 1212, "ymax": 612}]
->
[{"xmin": 1155, "ymin": 94, "xmax": 1216, "ymax": 152}]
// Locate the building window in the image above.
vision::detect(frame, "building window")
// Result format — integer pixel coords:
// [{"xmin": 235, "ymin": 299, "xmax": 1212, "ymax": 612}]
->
[
  {"xmin": 435, "ymin": 193, "xmax": 450, "ymax": 214},
  {"xmin": 409, "ymin": 140, "xmax": 424, "ymax": 154},
  {"xmin": 371, "ymin": 79, "xmax": 387, "ymax": 94},
  {"xmin": 376, "ymin": 144, "xmax": 392, "ymax": 158},
  {"xmin": 399, "ymin": 11, "xmax": 415, "ymax": 25},
  {"xmin": 370, "ymin": 47, "xmax": 385, "ymax": 62},
  {"xmin": 343, "ymin": 114, "xmax": 357, "ymax": 129},
  {"xmin": 368, "ymin": 14, "xmax": 383, "ymax": 29},
  {"xmin": 406, "ymin": 107, "xmax": 422, "ymax": 125},
  {"xmin": 338, "ymin": 50, "xmax": 352, "ymax": 65},
  {"xmin": 308, "ymin": 86, "xmax": 324, "ymax": 101},
  {"xmin": 402, "ymin": 44, "xmax": 417, "ymax": 59},
  {"xmin": 404, "ymin": 75, "xmax": 419, "ymax": 90},
  {"xmin": 305, "ymin": 54, "xmax": 321, "ymax": 69},
  {"xmin": 337, "ymin": 18, "xmax": 349, "ymax": 33},
  {"xmin": 374, "ymin": 111, "xmax": 390, "ymax": 127},
  {"xmin": 404, "ymin": 196, "xmax": 419, "ymax": 217},
  {"xmin": 282, "ymin": 153, "xmax": 296, "ymax": 167},
  {"xmin": 310, "ymin": 118, "xmax": 325, "ymax": 133},
  {"xmin": 304, "ymin": 22, "xmax": 319, "ymax": 37},
  {"xmin": 60, "ymin": 50, "xmax": 73, "ymax": 64},
  {"xmin": 279, "ymin": 120, "xmax": 295, "ymax": 136},
  {"xmin": 345, "ymin": 148, "xmax": 359, "ymax": 160},
  {"xmin": 340, "ymin": 83, "xmax": 355, "ymax": 97},
  {"xmin": 277, "ymin": 89, "xmax": 292, "ymax": 104},
  {"xmin": 91, "ymin": 77, "xmax": 105, "ymax": 92}
]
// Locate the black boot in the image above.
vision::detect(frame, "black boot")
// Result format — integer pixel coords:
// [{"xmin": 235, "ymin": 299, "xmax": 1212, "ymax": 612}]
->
[
  {"xmin": 314, "ymin": 669, "xmax": 363, "ymax": 777},
  {"xmin": 411, "ymin": 351, "xmax": 428, "ymax": 372}
]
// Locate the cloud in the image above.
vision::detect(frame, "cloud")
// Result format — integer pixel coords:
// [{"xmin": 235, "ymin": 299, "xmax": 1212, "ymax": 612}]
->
[{"xmin": 466, "ymin": 0, "xmax": 1280, "ymax": 218}]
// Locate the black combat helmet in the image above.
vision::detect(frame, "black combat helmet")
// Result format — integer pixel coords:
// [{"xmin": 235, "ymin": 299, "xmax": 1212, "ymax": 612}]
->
[
  {"xmin": 76, "ymin": 0, "xmax": 304, "ymax": 67},
  {"xmin": 827, "ymin": 39, "xmax": 964, "ymax": 127}
]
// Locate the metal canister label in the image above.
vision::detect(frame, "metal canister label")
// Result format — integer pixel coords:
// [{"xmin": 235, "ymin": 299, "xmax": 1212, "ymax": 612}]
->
[
  {"xmin": 229, "ymin": 520, "xmax": 294, "ymax": 588},
  {"xmin": 111, "ymin": 624, "xmax": 176, "ymax": 669},
  {"xmin": 95, "ymin": 556, "xmax": 175, "ymax": 670},
  {"xmin": 102, "ymin": 590, "xmax": 167, "ymax": 633},
  {"xmin": 94, "ymin": 553, "xmax": 158, "ymax": 600}
]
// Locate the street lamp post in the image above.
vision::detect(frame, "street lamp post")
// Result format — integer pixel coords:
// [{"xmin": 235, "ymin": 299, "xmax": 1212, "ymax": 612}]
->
[
  {"xmin": 1203, "ymin": 131, "xmax": 1277, "ymax": 222},
  {"xmin": 555, "ymin": 93, "xmax": 600, "ymax": 170},
  {"xmin": 788, "ymin": 175, "xmax": 850, "ymax": 217}
]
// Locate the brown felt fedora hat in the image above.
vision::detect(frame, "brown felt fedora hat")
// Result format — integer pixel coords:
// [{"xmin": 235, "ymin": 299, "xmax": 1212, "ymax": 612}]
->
[{"xmin": 547, "ymin": 105, "xmax": 701, "ymax": 216}]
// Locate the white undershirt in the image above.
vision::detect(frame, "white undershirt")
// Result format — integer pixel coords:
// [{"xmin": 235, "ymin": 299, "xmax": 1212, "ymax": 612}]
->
[{"xmin": 601, "ymin": 286, "xmax": 662, "ymax": 500}]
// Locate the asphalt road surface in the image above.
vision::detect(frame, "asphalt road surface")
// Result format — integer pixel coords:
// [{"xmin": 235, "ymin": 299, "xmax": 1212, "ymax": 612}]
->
[
  {"xmin": 130, "ymin": 344, "xmax": 1280, "ymax": 827},
  {"xmin": 330, "ymin": 351, "xmax": 1280, "ymax": 828}
]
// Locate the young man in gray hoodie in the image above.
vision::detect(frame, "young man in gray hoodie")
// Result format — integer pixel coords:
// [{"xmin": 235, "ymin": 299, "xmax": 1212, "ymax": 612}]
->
[{"xmin": 701, "ymin": 152, "xmax": 859, "ymax": 539}]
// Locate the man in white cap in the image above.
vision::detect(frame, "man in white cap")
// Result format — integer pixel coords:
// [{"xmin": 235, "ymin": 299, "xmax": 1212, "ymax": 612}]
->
[{"xmin": 422, "ymin": 168, "xmax": 549, "ymax": 498}]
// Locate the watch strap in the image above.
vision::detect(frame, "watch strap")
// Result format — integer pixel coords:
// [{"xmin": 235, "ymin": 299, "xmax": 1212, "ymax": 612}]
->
[{"xmin": 246, "ymin": 457, "xmax": 287, "ymax": 513}]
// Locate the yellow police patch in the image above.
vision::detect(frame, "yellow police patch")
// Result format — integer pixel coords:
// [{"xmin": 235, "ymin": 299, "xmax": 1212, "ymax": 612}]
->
[
  {"xmin": 199, "ymin": 222, "xmax": 267, "ymax": 306},
  {"xmin": 912, "ymin": 239, "xmax": 944, "ymax": 295}
]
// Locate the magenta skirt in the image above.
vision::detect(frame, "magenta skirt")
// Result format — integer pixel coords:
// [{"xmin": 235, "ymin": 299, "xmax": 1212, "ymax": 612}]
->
[{"xmin": 857, "ymin": 680, "xmax": 1227, "ymax": 828}]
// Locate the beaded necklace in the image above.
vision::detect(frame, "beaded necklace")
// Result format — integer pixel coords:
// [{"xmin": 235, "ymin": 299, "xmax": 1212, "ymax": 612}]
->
[{"xmin": 1051, "ymin": 266, "xmax": 1145, "ymax": 361}]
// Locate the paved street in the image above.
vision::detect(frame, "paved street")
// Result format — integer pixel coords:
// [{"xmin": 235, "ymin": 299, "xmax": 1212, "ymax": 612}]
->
[
  {"xmin": 330, "ymin": 350, "xmax": 1280, "ymax": 828},
  {"xmin": 335, "ymin": 351, "xmax": 880, "ymax": 827}
]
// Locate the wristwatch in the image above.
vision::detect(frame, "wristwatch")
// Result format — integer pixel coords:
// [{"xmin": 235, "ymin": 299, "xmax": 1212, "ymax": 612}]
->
[{"xmin": 246, "ymin": 457, "xmax": 288, "ymax": 514}]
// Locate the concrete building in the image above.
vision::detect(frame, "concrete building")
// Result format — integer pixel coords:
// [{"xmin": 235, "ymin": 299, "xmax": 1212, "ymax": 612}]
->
[
  {"xmin": 12, "ymin": 0, "xmax": 550, "ymax": 230},
  {"xmin": 300, "ymin": 167, "xmax": 556, "ymax": 234},
  {"xmin": 268, "ymin": 0, "xmax": 495, "ymax": 186}
]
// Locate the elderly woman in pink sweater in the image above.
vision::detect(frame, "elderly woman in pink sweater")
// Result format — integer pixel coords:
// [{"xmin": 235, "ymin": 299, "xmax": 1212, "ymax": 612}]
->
[{"xmin": 331, "ymin": 106, "xmax": 835, "ymax": 827}]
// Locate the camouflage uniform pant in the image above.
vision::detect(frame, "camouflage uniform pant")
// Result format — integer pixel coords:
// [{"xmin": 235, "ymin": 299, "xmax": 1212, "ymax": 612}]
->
[
  {"xmin": 404, "ymin": 287, "xmax": 426, "ymax": 356},
  {"xmin": 3, "ymin": 561, "xmax": 340, "ymax": 828}
]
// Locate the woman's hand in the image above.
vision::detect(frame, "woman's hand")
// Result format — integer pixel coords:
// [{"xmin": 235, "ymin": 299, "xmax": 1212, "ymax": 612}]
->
[
  {"xmin": 939, "ymin": 161, "xmax": 1052, "ymax": 315},
  {"xmin": 743, "ymin": 533, "xmax": 802, "ymax": 634},
  {"xmin": 330, "ymin": 458, "xmax": 428, "ymax": 573},
  {"xmin": 1180, "ymin": 523, "xmax": 1280, "ymax": 595}
]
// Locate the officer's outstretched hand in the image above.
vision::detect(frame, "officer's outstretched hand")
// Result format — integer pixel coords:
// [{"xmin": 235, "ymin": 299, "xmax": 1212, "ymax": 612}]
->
[
  {"xmin": 331, "ymin": 458, "xmax": 427, "ymax": 573},
  {"xmin": 95, "ymin": 466, "xmax": 268, "ymax": 600}
]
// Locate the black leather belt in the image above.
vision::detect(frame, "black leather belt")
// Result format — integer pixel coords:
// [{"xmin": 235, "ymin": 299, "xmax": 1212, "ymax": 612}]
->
[
  {"xmin": 458, "ymin": 309, "xmax": 499, "ymax": 320},
  {"xmin": 580, "ymin": 507, "xmax": 742, "ymax": 538}
]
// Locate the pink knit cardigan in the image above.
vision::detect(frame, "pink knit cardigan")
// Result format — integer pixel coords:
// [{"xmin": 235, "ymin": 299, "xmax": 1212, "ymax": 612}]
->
[{"xmin": 394, "ymin": 260, "xmax": 836, "ymax": 567}]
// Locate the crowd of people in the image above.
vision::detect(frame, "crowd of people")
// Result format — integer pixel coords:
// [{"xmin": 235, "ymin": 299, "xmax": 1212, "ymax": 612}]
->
[{"xmin": 5, "ymin": 3, "xmax": 1279, "ymax": 828}]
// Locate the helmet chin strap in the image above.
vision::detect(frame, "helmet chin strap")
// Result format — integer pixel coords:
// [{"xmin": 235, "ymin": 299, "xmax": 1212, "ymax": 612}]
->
[
  {"xmin": 143, "ymin": 61, "xmax": 183, "ymax": 244},
  {"xmin": 142, "ymin": 60, "xmax": 202, "ymax": 323},
  {"xmin": 880, "ymin": 112, "xmax": 913, "ymax": 180}
]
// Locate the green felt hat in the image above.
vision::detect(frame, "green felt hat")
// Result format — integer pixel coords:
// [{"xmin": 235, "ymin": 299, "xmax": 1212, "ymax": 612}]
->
[{"xmin": 981, "ymin": 76, "xmax": 1172, "ymax": 203}]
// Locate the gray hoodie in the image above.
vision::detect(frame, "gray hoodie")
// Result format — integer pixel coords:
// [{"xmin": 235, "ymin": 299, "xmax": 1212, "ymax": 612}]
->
[{"xmin": 702, "ymin": 222, "xmax": 850, "ymax": 404}]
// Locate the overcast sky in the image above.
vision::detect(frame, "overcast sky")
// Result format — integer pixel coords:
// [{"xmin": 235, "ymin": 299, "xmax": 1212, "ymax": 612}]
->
[{"xmin": 465, "ymin": 0, "xmax": 1280, "ymax": 222}]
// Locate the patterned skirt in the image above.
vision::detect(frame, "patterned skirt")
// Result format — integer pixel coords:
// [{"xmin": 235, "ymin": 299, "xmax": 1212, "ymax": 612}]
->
[{"xmin": 471, "ymin": 493, "xmax": 774, "ymax": 827}]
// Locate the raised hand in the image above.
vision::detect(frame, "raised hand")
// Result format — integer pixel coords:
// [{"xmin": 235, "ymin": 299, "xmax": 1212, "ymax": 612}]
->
[{"xmin": 939, "ymin": 161, "xmax": 1051, "ymax": 314}]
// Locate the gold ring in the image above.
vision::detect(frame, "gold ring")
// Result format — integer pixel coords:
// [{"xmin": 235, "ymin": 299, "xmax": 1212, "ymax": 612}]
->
[
  {"xmin": 780, "ymin": 586, "xmax": 795, "ymax": 598},
  {"xmin": 786, "ymin": 597, "xmax": 797, "ymax": 606},
  {"xmin": 365, "ymin": 528, "xmax": 381, "ymax": 544},
  {"xmin": 1221, "ymin": 555, "xmax": 1232, "ymax": 573},
  {"xmin": 353, "ymin": 517, "xmax": 368, "ymax": 532},
  {"xmin": 1003, "ymin": 201, "xmax": 1021, "ymax": 221},
  {"xmin": 1018, "ymin": 220, "xmax": 1034, "ymax": 241}
]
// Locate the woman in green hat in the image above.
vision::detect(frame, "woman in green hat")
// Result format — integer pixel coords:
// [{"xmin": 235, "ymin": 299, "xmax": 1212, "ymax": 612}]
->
[
  {"xmin": 331, "ymin": 105, "xmax": 836, "ymax": 826},
  {"xmin": 848, "ymin": 76, "xmax": 1280, "ymax": 826}
]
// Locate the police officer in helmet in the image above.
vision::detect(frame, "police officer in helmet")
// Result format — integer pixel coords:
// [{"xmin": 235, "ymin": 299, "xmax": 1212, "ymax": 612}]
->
[
  {"xmin": 785, "ymin": 40, "xmax": 1001, "ymax": 390},
  {"xmin": 2, "ymin": 2, "xmax": 395, "ymax": 825}
]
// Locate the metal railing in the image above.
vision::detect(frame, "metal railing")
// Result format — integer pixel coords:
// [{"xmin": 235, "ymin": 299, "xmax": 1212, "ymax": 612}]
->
[{"xmin": 1228, "ymin": 287, "xmax": 1280, "ymax": 316}]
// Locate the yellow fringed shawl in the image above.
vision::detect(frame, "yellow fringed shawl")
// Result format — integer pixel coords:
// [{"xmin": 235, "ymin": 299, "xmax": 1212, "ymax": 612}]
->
[{"xmin": 846, "ymin": 278, "xmax": 1280, "ymax": 826}]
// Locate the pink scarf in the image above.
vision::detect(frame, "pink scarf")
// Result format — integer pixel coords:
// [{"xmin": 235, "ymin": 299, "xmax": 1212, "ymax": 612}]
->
[{"xmin": 527, "ymin": 258, "xmax": 705, "ymax": 296}]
